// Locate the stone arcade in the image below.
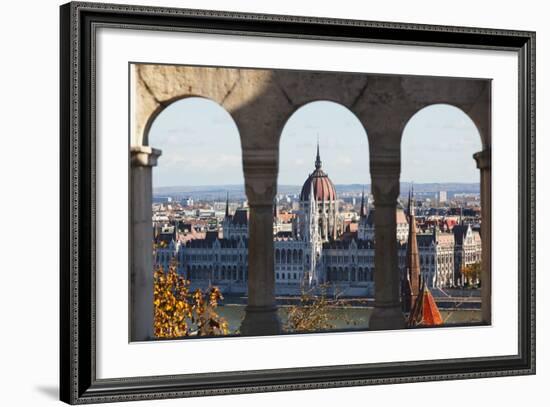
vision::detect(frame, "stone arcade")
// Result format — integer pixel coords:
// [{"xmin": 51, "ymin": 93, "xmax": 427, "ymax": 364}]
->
[{"xmin": 131, "ymin": 64, "xmax": 491, "ymax": 339}]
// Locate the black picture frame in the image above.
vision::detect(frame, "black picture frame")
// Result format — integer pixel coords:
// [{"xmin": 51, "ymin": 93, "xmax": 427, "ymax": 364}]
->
[{"xmin": 60, "ymin": 1, "xmax": 536, "ymax": 404}]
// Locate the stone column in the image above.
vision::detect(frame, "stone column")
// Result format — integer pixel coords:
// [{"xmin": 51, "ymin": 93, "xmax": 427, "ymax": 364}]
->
[
  {"xmin": 474, "ymin": 149, "xmax": 491, "ymax": 324},
  {"xmin": 239, "ymin": 149, "xmax": 281, "ymax": 336},
  {"xmin": 130, "ymin": 145, "xmax": 162, "ymax": 341},
  {"xmin": 369, "ymin": 159, "xmax": 406, "ymax": 330}
]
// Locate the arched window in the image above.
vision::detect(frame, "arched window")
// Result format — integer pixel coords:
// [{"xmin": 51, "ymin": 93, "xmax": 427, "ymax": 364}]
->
[
  {"xmin": 277, "ymin": 100, "xmax": 369, "ymax": 248},
  {"xmin": 402, "ymin": 104, "xmax": 481, "ymax": 187},
  {"xmin": 401, "ymin": 104, "xmax": 483, "ymax": 286},
  {"xmin": 146, "ymin": 95, "xmax": 246, "ymax": 297}
]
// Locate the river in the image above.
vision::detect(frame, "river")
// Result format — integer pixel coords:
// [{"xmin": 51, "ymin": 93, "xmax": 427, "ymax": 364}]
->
[{"xmin": 215, "ymin": 304, "xmax": 482, "ymax": 333}]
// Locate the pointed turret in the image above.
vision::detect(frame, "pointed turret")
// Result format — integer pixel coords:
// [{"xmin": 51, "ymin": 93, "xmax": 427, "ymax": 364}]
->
[
  {"xmin": 360, "ymin": 187, "xmax": 366, "ymax": 218},
  {"xmin": 307, "ymin": 181, "xmax": 318, "ymax": 242},
  {"xmin": 315, "ymin": 139, "xmax": 322, "ymax": 170},
  {"xmin": 225, "ymin": 192, "xmax": 230, "ymax": 218},
  {"xmin": 408, "ymin": 183, "xmax": 415, "ymax": 217},
  {"xmin": 404, "ymin": 187, "xmax": 421, "ymax": 312},
  {"xmin": 433, "ymin": 220, "xmax": 439, "ymax": 240}
]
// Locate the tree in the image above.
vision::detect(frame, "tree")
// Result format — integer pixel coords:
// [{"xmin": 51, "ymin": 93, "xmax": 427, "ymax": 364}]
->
[
  {"xmin": 461, "ymin": 261, "xmax": 482, "ymax": 287},
  {"xmin": 153, "ymin": 259, "xmax": 229, "ymax": 339},
  {"xmin": 285, "ymin": 285, "xmax": 334, "ymax": 333}
]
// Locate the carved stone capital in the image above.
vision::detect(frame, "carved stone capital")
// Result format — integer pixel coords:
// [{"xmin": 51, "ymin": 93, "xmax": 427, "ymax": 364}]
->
[
  {"xmin": 243, "ymin": 148, "xmax": 278, "ymax": 206},
  {"xmin": 130, "ymin": 145, "xmax": 162, "ymax": 167},
  {"xmin": 473, "ymin": 149, "xmax": 491, "ymax": 170}
]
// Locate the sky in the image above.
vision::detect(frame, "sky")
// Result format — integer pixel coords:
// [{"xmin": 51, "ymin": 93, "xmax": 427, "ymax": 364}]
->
[{"xmin": 149, "ymin": 98, "xmax": 482, "ymax": 188}]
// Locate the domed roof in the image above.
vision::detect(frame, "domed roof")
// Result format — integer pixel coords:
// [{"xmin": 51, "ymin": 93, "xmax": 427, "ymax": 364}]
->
[{"xmin": 299, "ymin": 144, "xmax": 337, "ymax": 202}]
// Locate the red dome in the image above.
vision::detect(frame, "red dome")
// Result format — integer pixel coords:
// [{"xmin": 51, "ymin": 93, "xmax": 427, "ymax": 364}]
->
[{"xmin": 299, "ymin": 144, "xmax": 337, "ymax": 202}]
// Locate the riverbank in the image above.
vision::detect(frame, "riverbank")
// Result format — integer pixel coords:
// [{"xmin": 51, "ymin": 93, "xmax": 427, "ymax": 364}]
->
[
  {"xmin": 215, "ymin": 303, "xmax": 483, "ymax": 333},
  {"xmin": 219, "ymin": 292, "xmax": 482, "ymax": 310}
]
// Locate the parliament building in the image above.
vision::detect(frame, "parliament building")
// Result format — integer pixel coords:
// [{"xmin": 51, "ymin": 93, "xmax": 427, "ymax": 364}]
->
[{"xmin": 154, "ymin": 146, "xmax": 481, "ymax": 297}]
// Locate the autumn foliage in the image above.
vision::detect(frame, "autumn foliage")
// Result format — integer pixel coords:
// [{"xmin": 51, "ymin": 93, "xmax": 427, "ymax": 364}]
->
[
  {"xmin": 461, "ymin": 261, "xmax": 482, "ymax": 287},
  {"xmin": 153, "ymin": 260, "xmax": 229, "ymax": 338},
  {"xmin": 284, "ymin": 285, "xmax": 334, "ymax": 333}
]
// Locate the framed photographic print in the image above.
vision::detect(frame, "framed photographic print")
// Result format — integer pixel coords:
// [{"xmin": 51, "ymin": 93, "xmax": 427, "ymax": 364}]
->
[{"xmin": 60, "ymin": 1, "xmax": 535, "ymax": 404}]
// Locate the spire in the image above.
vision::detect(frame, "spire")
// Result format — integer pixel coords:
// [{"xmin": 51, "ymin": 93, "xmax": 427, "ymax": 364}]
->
[
  {"xmin": 315, "ymin": 138, "xmax": 322, "ymax": 170},
  {"xmin": 305, "ymin": 181, "xmax": 318, "ymax": 243},
  {"xmin": 225, "ymin": 192, "xmax": 229, "ymax": 218},
  {"xmin": 408, "ymin": 183, "xmax": 415, "ymax": 217},
  {"xmin": 405, "ymin": 184, "xmax": 421, "ymax": 312},
  {"xmin": 273, "ymin": 197, "xmax": 278, "ymax": 219},
  {"xmin": 360, "ymin": 187, "xmax": 366, "ymax": 218}
]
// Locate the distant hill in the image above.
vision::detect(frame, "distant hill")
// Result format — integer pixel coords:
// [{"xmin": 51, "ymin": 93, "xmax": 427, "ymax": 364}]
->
[{"xmin": 154, "ymin": 182, "xmax": 479, "ymax": 199}]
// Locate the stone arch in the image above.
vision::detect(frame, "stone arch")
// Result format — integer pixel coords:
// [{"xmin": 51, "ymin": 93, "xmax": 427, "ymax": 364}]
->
[
  {"xmin": 278, "ymin": 99, "xmax": 369, "ymax": 183},
  {"xmin": 141, "ymin": 95, "xmax": 239, "ymax": 148},
  {"xmin": 277, "ymin": 100, "xmax": 370, "ymax": 241},
  {"xmin": 401, "ymin": 103, "xmax": 483, "ymax": 182},
  {"xmin": 400, "ymin": 102, "xmax": 490, "ymax": 322},
  {"xmin": 132, "ymin": 64, "xmax": 492, "ymax": 339}
]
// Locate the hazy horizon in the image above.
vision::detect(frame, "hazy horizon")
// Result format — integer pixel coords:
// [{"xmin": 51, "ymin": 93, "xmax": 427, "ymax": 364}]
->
[
  {"xmin": 153, "ymin": 182, "xmax": 480, "ymax": 200},
  {"xmin": 154, "ymin": 181, "xmax": 481, "ymax": 190}
]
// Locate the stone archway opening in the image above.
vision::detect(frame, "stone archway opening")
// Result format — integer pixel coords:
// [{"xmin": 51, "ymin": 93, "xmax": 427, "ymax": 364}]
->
[
  {"xmin": 400, "ymin": 103, "xmax": 489, "ymax": 323},
  {"xmin": 131, "ymin": 95, "xmax": 246, "ymax": 341},
  {"xmin": 275, "ymin": 100, "xmax": 372, "ymax": 309},
  {"xmin": 401, "ymin": 104, "xmax": 482, "ymax": 185},
  {"xmin": 148, "ymin": 96, "xmax": 244, "ymax": 189}
]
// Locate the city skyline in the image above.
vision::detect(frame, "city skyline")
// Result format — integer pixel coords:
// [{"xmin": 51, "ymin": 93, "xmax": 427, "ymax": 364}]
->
[{"xmin": 149, "ymin": 99, "xmax": 482, "ymax": 188}]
